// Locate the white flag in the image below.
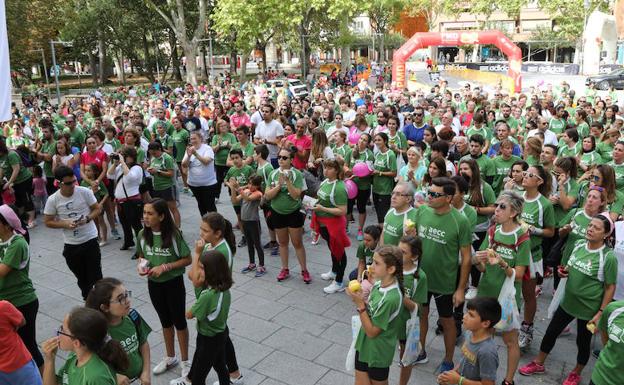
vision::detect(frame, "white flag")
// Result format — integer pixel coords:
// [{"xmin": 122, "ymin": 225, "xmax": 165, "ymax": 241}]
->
[{"xmin": 0, "ymin": 0, "xmax": 12, "ymax": 121}]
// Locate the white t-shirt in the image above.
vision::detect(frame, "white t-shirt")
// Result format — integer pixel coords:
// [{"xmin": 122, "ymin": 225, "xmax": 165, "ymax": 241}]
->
[
  {"xmin": 527, "ymin": 129, "xmax": 558, "ymax": 146},
  {"xmin": 250, "ymin": 111, "xmax": 263, "ymax": 127},
  {"xmin": 113, "ymin": 165, "xmax": 143, "ymax": 199},
  {"xmin": 182, "ymin": 144, "xmax": 217, "ymax": 187},
  {"xmin": 44, "ymin": 186, "xmax": 98, "ymax": 245},
  {"xmin": 254, "ymin": 119, "xmax": 284, "ymax": 159}
]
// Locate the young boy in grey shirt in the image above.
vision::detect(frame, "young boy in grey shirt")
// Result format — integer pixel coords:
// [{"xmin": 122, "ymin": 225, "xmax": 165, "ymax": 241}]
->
[{"xmin": 438, "ymin": 297, "xmax": 500, "ymax": 385}]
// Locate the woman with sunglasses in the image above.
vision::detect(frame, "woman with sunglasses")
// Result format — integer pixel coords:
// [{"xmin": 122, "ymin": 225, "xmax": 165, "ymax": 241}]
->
[
  {"xmin": 608, "ymin": 140, "xmax": 624, "ymax": 192},
  {"xmin": 265, "ymin": 147, "xmax": 311, "ymax": 283},
  {"xmin": 518, "ymin": 165, "xmax": 555, "ymax": 350},
  {"xmin": 372, "ymin": 133, "xmax": 397, "ymax": 225},
  {"xmin": 578, "ymin": 164, "xmax": 624, "ymax": 221},
  {"xmin": 474, "ymin": 191, "xmax": 529, "ymax": 385},
  {"xmin": 519, "ymin": 214, "xmax": 617, "ymax": 385},
  {"xmin": 42, "ymin": 307, "xmax": 128, "ymax": 385},
  {"xmin": 86, "ymin": 278, "xmax": 152, "ymax": 385}
]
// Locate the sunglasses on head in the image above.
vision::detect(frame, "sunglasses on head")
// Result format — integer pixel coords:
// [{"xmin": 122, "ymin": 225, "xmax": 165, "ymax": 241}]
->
[{"xmin": 590, "ymin": 185, "xmax": 605, "ymax": 192}]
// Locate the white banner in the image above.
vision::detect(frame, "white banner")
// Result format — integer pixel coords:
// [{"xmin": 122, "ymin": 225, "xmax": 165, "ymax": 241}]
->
[{"xmin": 0, "ymin": 0, "xmax": 12, "ymax": 121}]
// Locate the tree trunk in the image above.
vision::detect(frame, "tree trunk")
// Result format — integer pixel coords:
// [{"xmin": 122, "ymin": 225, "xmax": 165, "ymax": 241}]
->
[
  {"xmin": 182, "ymin": 43, "xmax": 198, "ymax": 86},
  {"xmin": 114, "ymin": 51, "xmax": 125, "ymax": 84},
  {"xmin": 142, "ymin": 34, "xmax": 155, "ymax": 83},
  {"xmin": 240, "ymin": 53, "xmax": 248, "ymax": 83},
  {"xmin": 88, "ymin": 51, "xmax": 98, "ymax": 86},
  {"xmin": 199, "ymin": 45, "xmax": 207, "ymax": 80},
  {"xmin": 168, "ymin": 29, "xmax": 182, "ymax": 81},
  {"xmin": 261, "ymin": 44, "xmax": 268, "ymax": 73},
  {"xmin": 229, "ymin": 49, "xmax": 237, "ymax": 74},
  {"xmin": 341, "ymin": 45, "xmax": 351, "ymax": 71},
  {"xmin": 97, "ymin": 30, "xmax": 107, "ymax": 84},
  {"xmin": 378, "ymin": 33, "xmax": 385, "ymax": 63}
]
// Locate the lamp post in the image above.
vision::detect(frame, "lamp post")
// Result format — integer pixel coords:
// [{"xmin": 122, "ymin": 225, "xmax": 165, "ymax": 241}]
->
[
  {"xmin": 198, "ymin": 36, "xmax": 214, "ymax": 78},
  {"xmin": 28, "ymin": 48, "xmax": 51, "ymax": 99},
  {"xmin": 49, "ymin": 40, "xmax": 73, "ymax": 105}
]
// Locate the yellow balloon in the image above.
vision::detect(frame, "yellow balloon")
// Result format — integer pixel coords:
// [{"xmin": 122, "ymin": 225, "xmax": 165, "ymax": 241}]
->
[{"xmin": 348, "ymin": 280, "xmax": 362, "ymax": 292}]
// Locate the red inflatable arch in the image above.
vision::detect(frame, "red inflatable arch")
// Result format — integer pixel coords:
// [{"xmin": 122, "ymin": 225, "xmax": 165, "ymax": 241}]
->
[{"xmin": 392, "ymin": 30, "xmax": 522, "ymax": 93}]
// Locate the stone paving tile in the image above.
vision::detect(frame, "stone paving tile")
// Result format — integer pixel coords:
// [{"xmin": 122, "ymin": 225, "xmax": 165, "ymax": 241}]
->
[{"xmin": 27, "ymin": 190, "xmax": 596, "ymax": 385}]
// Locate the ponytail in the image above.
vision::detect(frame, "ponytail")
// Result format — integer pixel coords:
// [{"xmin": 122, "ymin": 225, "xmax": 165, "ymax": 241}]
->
[
  {"xmin": 202, "ymin": 212, "xmax": 236, "ymax": 255},
  {"xmin": 400, "ymin": 235, "xmax": 422, "ymax": 279},
  {"xmin": 376, "ymin": 245, "xmax": 405, "ymax": 295}
]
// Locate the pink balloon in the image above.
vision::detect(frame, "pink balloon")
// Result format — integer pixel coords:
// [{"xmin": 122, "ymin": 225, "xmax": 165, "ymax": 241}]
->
[
  {"xmin": 348, "ymin": 130, "xmax": 360, "ymax": 145},
  {"xmin": 345, "ymin": 179, "xmax": 358, "ymax": 199},
  {"xmin": 352, "ymin": 162, "xmax": 372, "ymax": 177}
]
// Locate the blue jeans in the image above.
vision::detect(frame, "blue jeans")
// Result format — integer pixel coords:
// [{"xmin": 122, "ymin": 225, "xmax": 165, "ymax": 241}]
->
[{"xmin": 0, "ymin": 360, "xmax": 42, "ymax": 385}]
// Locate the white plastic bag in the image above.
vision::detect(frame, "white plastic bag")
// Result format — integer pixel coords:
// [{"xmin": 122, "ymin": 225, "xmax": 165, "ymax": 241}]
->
[
  {"xmin": 495, "ymin": 270, "xmax": 520, "ymax": 332},
  {"xmin": 395, "ymin": 154, "xmax": 406, "ymax": 182},
  {"xmin": 345, "ymin": 315, "xmax": 362, "ymax": 372},
  {"xmin": 400, "ymin": 307, "xmax": 421, "ymax": 366},
  {"xmin": 547, "ymin": 277, "xmax": 567, "ymax": 319}
]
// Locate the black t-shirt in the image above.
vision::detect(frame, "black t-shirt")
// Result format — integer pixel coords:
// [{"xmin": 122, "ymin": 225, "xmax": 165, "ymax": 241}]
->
[{"xmin": 183, "ymin": 117, "xmax": 202, "ymax": 133}]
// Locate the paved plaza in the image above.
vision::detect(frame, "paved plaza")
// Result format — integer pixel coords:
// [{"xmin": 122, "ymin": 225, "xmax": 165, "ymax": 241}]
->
[{"xmin": 31, "ymin": 190, "xmax": 596, "ymax": 385}]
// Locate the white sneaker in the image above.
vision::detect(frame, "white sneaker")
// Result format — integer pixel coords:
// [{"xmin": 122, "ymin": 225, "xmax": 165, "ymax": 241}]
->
[
  {"xmin": 180, "ymin": 360, "xmax": 192, "ymax": 378},
  {"xmin": 320, "ymin": 271, "xmax": 336, "ymax": 281},
  {"xmin": 170, "ymin": 376, "xmax": 191, "ymax": 385},
  {"xmin": 323, "ymin": 280, "xmax": 346, "ymax": 294},
  {"xmin": 213, "ymin": 374, "xmax": 244, "ymax": 385},
  {"xmin": 465, "ymin": 286, "xmax": 478, "ymax": 300},
  {"xmin": 98, "ymin": 240, "xmax": 108, "ymax": 247},
  {"xmin": 153, "ymin": 356, "xmax": 178, "ymax": 375}
]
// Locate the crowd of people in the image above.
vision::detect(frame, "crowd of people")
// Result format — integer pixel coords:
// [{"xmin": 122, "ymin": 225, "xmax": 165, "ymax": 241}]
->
[{"xmin": 1, "ymin": 73, "xmax": 624, "ymax": 385}]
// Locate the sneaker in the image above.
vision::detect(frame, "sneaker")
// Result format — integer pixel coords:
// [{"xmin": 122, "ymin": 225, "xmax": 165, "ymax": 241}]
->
[
  {"xmin": 153, "ymin": 356, "xmax": 178, "ymax": 375},
  {"xmin": 263, "ymin": 241, "xmax": 277, "ymax": 249},
  {"xmin": 255, "ymin": 266, "xmax": 267, "ymax": 277},
  {"xmin": 323, "ymin": 280, "xmax": 345, "ymax": 294},
  {"xmin": 501, "ymin": 380, "xmax": 515, "ymax": 385},
  {"xmin": 213, "ymin": 375, "xmax": 244, "ymax": 385},
  {"xmin": 356, "ymin": 230, "xmax": 364, "ymax": 241},
  {"xmin": 321, "ymin": 270, "xmax": 337, "ymax": 281},
  {"xmin": 465, "ymin": 286, "xmax": 478, "ymax": 300},
  {"xmin": 277, "ymin": 268, "xmax": 290, "ymax": 281},
  {"xmin": 301, "ymin": 270, "xmax": 312, "ymax": 284},
  {"xmin": 518, "ymin": 323, "xmax": 534, "ymax": 349},
  {"xmin": 311, "ymin": 232, "xmax": 320, "ymax": 245},
  {"xmin": 241, "ymin": 263, "xmax": 256, "ymax": 274},
  {"xmin": 180, "ymin": 360, "xmax": 191, "ymax": 378},
  {"xmin": 413, "ymin": 350, "xmax": 429, "ymax": 365},
  {"xmin": 271, "ymin": 246, "xmax": 279, "ymax": 256},
  {"xmin": 435, "ymin": 360, "xmax": 454, "ymax": 375},
  {"xmin": 27, "ymin": 222, "xmax": 36, "ymax": 229},
  {"xmin": 238, "ymin": 237, "xmax": 247, "ymax": 247},
  {"xmin": 111, "ymin": 229, "xmax": 122, "ymax": 240},
  {"xmin": 170, "ymin": 376, "xmax": 191, "ymax": 385},
  {"xmin": 183, "ymin": 187, "xmax": 191, "ymax": 194},
  {"xmin": 518, "ymin": 361, "xmax": 545, "ymax": 376},
  {"xmin": 98, "ymin": 240, "xmax": 108, "ymax": 247},
  {"xmin": 562, "ymin": 371, "xmax": 582, "ymax": 385}
]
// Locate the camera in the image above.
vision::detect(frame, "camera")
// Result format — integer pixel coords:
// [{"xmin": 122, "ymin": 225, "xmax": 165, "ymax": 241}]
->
[{"xmin": 110, "ymin": 153, "xmax": 120, "ymax": 161}]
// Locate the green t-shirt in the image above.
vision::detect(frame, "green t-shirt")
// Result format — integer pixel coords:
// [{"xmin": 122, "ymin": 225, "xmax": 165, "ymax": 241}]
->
[
  {"xmin": 104, "ymin": 138, "xmax": 122, "ymax": 152},
  {"xmin": 520, "ymin": 193, "xmax": 555, "ymax": 262},
  {"xmin": 561, "ymin": 241, "xmax": 617, "ymax": 320},
  {"xmin": 466, "ymin": 126, "xmax": 492, "ymax": 142},
  {"xmin": 316, "ymin": 179, "xmax": 348, "ymax": 218},
  {"xmin": 149, "ymin": 152, "xmax": 175, "ymax": 191},
  {"xmin": 355, "ymin": 281, "xmax": 402, "ymax": 367},
  {"xmin": 461, "ymin": 154, "xmax": 495, "ymax": 179},
  {"xmin": 191, "ymin": 288, "xmax": 231, "ymax": 336},
  {"xmin": 211, "ymin": 133, "xmax": 238, "ymax": 166},
  {"xmin": 356, "ymin": 243, "xmax": 375, "ymax": 265},
  {"xmin": 332, "ymin": 144, "xmax": 352, "ymax": 166},
  {"xmin": 553, "ymin": 178, "xmax": 579, "ymax": 226},
  {"xmin": 0, "ymin": 151, "xmax": 32, "ymax": 184},
  {"xmin": 80, "ymin": 180, "xmax": 108, "ymax": 202},
  {"xmin": 477, "ymin": 225, "xmax": 530, "ymax": 303},
  {"xmin": 349, "ymin": 148, "xmax": 374, "ymax": 191},
  {"xmin": 557, "ymin": 142, "xmax": 581, "ymax": 158},
  {"xmin": 256, "ymin": 162, "xmax": 274, "ymax": 191},
  {"xmin": 109, "ymin": 312, "xmax": 152, "ymax": 379},
  {"xmin": 382, "ymin": 207, "xmax": 418, "ymax": 246},
  {"xmin": 0, "ymin": 235, "xmax": 36, "ymax": 307},
  {"xmin": 56, "ymin": 352, "xmax": 116, "ymax": 385},
  {"xmin": 560, "ymin": 209, "xmax": 593, "ymax": 265},
  {"xmin": 491, "ymin": 155, "xmax": 521, "ymax": 194},
  {"xmin": 267, "ymin": 168, "xmax": 304, "ymax": 215},
  {"xmin": 525, "ymin": 154, "xmax": 540, "ymax": 166},
  {"xmin": 136, "ymin": 230, "xmax": 190, "ymax": 283},
  {"xmin": 372, "ymin": 149, "xmax": 397, "ymax": 195},
  {"xmin": 416, "ymin": 205, "xmax": 472, "ymax": 294},
  {"xmin": 155, "ymin": 134, "xmax": 173, "ymax": 151},
  {"xmin": 577, "ymin": 122, "xmax": 590, "ymax": 138},
  {"xmin": 231, "ymin": 141, "xmax": 255, "ymax": 169},
  {"xmin": 225, "ymin": 165, "xmax": 254, "ymax": 206},
  {"xmin": 580, "ymin": 151, "xmax": 602, "ymax": 171},
  {"xmin": 6, "ymin": 136, "xmax": 30, "ymax": 149},
  {"xmin": 609, "ymin": 161, "xmax": 624, "ymax": 192},
  {"xmin": 591, "ymin": 301, "xmax": 624, "ymax": 385},
  {"xmin": 397, "ymin": 269, "xmax": 428, "ymax": 340},
  {"xmin": 388, "ymin": 131, "xmax": 408, "ymax": 155},
  {"xmin": 549, "ymin": 117, "xmax": 566, "ymax": 134},
  {"xmin": 171, "ymin": 129, "xmax": 190, "ymax": 163},
  {"xmin": 468, "ymin": 182, "xmax": 496, "ymax": 228},
  {"xmin": 63, "ymin": 128, "xmax": 86, "ymax": 149},
  {"xmin": 458, "ymin": 203, "xmax": 478, "ymax": 234},
  {"xmin": 597, "ymin": 141, "xmax": 614, "ymax": 163}
]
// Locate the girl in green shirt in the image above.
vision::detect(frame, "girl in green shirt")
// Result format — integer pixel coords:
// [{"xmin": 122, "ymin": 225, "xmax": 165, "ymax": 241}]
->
[
  {"xmin": 372, "ymin": 133, "xmax": 397, "ymax": 225},
  {"xmin": 347, "ymin": 245, "xmax": 403, "ymax": 385},
  {"xmin": 41, "ymin": 307, "xmax": 128, "ymax": 385},
  {"xmin": 86, "ymin": 278, "xmax": 152, "ymax": 385},
  {"xmin": 170, "ymin": 249, "xmax": 233, "ymax": 385}
]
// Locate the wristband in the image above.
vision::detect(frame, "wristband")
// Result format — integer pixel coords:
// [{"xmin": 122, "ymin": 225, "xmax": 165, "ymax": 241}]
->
[{"xmin": 530, "ymin": 227, "xmax": 544, "ymax": 236}]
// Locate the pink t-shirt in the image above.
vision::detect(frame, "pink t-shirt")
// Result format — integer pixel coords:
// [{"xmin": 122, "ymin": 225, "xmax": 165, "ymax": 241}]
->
[
  {"xmin": 230, "ymin": 113, "xmax": 251, "ymax": 129},
  {"xmin": 81, "ymin": 150, "xmax": 108, "ymax": 185},
  {"xmin": 0, "ymin": 301, "xmax": 32, "ymax": 372},
  {"xmin": 32, "ymin": 177, "xmax": 46, "ymax": 197},
  {"xmin": 286, "ymin": 134, "xmax": 312, "ymax": 170}
]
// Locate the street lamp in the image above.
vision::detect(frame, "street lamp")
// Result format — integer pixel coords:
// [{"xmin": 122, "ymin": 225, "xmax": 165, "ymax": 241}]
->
[
  {"xmin": 197, "ymin": 36, "xmax": 214, "ymax": 78},
  {"xmin": 28, "ymin": 48, "xmax": 51, "ymax": 99},
  {"xmin": 49, "ymin": 40, "xmax": 73, "ymax": 105}
]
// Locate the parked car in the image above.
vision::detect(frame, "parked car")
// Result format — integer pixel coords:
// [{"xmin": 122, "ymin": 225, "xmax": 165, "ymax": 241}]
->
[
  {"xmin": 586, "ymin": 68, "xmax": 624, "ymax": 90},
  {"xmin": 266, "ymin": 78, "xmax": 309, "ymax": 99}
]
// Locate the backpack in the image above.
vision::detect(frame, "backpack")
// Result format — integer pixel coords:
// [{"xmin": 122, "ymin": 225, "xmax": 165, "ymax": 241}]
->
[
  {"xmin": 128, "ymin": 308, "xmax": 142, "ymax": 335},
  {"xmin": 487, "ymin": 224, "xmax": 530, "ymax": 253},
  {"xmin": 14, "ymin": 148, "xmax": 34, "ymax": 168}
]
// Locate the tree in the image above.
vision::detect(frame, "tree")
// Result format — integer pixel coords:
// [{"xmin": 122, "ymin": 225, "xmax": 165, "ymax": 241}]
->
[
  {"xmin": 145, "ymin": 0, "xmax": 207, "ymax": 86},
  {"xmin": 367, "ymin": 0, "xmax": 408, "ymax": 62}
]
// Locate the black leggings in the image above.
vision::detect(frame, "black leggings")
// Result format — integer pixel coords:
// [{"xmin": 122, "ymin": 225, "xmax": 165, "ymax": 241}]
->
[
  {"xmin": 189, "ymin": 184, "xmax": 218, "ymax": 216},
  {"xmin": 63, "ymin": 238, "xmax": 102, "ymax": 300},
  {"xmin": 13, "ymin": 177, "xmax": 34, "ymax": 212},
  {"xmin": 347, "ymin": 188, "xmax": 371, "ymax": 217},
  {"xmin": 226, "ymin": 327, "xmax": 240, "ymax": 374},
  {"xmin": 118, "ymin": 199, "xmax": 143, "ymax": 248},
  {"xmin": 17, "ymin": 299, "xmax": 43, "ymax": 367},
  {"xmin": 45, "ymin": 177, "xmax": 57, "ymax": 196},
  {"xmin": 147, "ymin": 275, "xmax": 187, "ymax": 330},
  {"xmin": 540, "ymin": 306, "xmax": 593, "ymax": 366},
  {"xmin": 242, "ymin": 220, "xmax": 264, "ymax": 266},
  {"xmin": 319, "ymin": 226, "xmax": 347, "ymax": 283},
  {"xmin": 372, "ymin": 193, "xmax": 391, "ymax": 224},
  {"xmin": 215, "ymin": 165, "xmax": 230, "ymax": 200},
  {"xmin": 470, "ymin": 231, "xmax": 486, "ymax": 287},
  {"xmin": 188, "ymin": 330, "xmax": 230, "ymax": 385}
]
